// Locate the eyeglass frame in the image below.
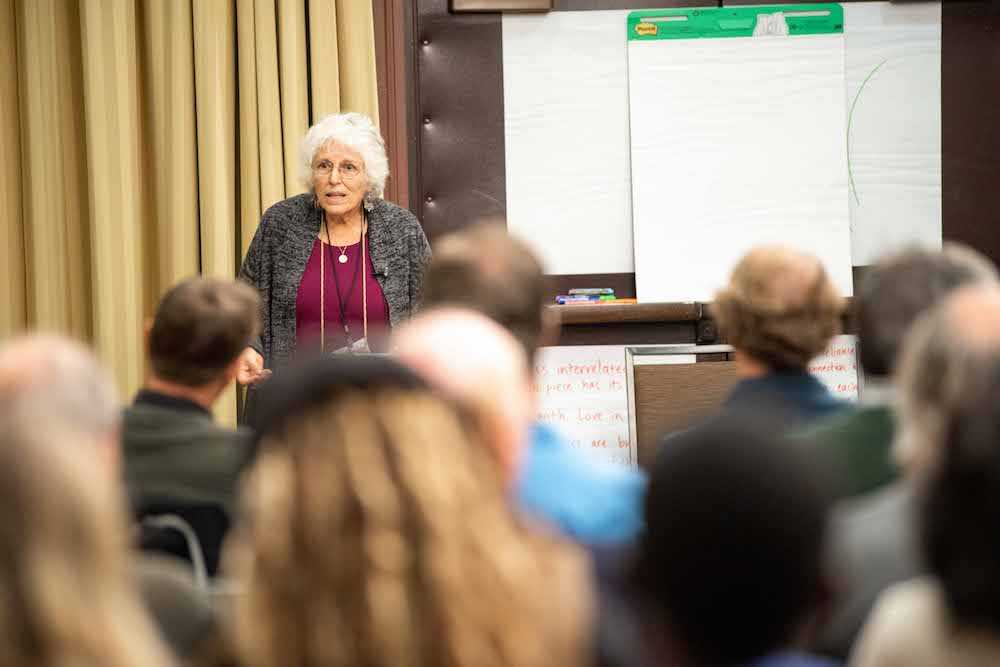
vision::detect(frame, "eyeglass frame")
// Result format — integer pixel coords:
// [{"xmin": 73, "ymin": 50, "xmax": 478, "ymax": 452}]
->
[{"xmin": 312, "ymin": 158, "xmax": 366, "ymax": 183}]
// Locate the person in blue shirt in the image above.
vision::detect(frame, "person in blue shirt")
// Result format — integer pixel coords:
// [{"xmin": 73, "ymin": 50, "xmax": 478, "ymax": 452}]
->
[
  {"xmin": 519, "ymin": 422, "xmax": 644, "ymax": 543},
  {"xmin": 419, "ymin": 221, "xmax": 645, "ymax": 545}
]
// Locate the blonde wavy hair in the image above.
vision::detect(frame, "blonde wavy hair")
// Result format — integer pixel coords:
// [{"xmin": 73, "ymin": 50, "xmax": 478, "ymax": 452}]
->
[
  {"xmin": 714, "ymin": 246, "xmax": 844, "ymax": 370},
  {"xmin": 0, "ymin": 425, "xmax": 172, "ymax": 667},
  {"xmin": 231, "ymin": 387, "xmax": 590, "ymax": 667}
]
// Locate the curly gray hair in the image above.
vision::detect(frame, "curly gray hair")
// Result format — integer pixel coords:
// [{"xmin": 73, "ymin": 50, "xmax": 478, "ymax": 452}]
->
[{"xmin": 299, "ymin": 112, "xmax": 389, "ymax": 199}]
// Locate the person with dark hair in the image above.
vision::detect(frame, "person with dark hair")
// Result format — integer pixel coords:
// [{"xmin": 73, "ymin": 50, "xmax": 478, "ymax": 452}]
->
[
  {"xmin": 420, "ymin": 222, "xmax": 645, "ymax": 544},
  {"xmin": 422, "ymin": 220, "xmax": 555, "ymax": 362},
  {"xmin": 712, "ymin": 245, "xmax": 846, "ymax": 426},
  {"xmin": 800, "ymin": 244, "xmax": 996, "ymax": 500},
  {"xmin": 812, "ymin": 253, "xmax": 998, "ymax": 661},
  {"xmin": 633, "ymin": 418, "xmax": 836, "ymax": 667},
  {"xmin": 850, "ymin": 286, "xmax": 1000, "ymax": 667},
  {"xmin": 123, "ymin": 276, "xmax": 260, "ymax": 575}
]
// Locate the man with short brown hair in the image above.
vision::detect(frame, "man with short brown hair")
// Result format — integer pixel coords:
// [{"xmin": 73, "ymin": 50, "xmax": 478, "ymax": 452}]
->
[
  {"xmin": 422, "ymin": 220, "xmax": 556, "ymax": 360},
  {"xmin": 419, "ymin": 222, "xmax": 644, "ymax": 545},
  {"xmin": 123, "ymin": 277, "xmax": 259, "ymax": 575}
]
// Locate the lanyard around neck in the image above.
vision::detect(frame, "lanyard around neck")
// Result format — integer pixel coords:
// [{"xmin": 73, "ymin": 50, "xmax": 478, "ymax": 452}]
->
[{"xmin": 320, "ymin": 211, "xmax": 368, "ymax": 352}]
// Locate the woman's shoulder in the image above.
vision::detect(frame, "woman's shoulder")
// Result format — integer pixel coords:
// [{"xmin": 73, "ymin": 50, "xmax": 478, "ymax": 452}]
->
[
  {"xmin": 262, "ymin": 193, "xmax": 315, "ymax": 225},
  {"xmin": 371, "ymin": 198, "xmax": 421, "ymax": 231}
]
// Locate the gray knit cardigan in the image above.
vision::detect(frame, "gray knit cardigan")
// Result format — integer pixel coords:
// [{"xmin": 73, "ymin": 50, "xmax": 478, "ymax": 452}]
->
[{"xmin": 239, "ymin": 193, "xmax": 431, "ymax": 369}]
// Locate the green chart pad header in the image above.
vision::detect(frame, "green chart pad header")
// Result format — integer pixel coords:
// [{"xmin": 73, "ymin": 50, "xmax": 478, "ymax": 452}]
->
[{"xmin": 628, "ymin": 5, "xmax": 844, "ymax": 41}]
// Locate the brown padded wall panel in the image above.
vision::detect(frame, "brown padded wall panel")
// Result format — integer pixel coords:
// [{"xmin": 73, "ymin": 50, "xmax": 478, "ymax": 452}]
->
[
  {"xmin": 412, "ymin": 0, "xmax": 506, "ymax": 243},
  {"xmin": 941, "ymin": 1, "xmax": 1000, "ymax": 267}
]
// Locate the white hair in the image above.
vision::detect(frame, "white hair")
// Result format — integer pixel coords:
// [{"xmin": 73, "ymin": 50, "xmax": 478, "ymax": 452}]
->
[
  {"xmin": 299, "ymin": 112, "xmax": 389, "ymax": 199},
  {"xmin": 0, "ymin": 334, "xmax": 120, "ymax": 445},
  {"xmin": 894, "ymin": 287, "xmax": 1000, "ymax": 474}
]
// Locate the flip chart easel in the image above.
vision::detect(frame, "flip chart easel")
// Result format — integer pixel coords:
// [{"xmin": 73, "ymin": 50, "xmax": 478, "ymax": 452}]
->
[{"xmin": 627, "ymin": 5, "xmax": 853, "ymax": 303}]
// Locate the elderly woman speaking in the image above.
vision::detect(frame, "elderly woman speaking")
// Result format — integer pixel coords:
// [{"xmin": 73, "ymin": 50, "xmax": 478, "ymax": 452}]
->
[{"xmin": 237, "ymin": 112, "xmax": 431, "ymax": 385}]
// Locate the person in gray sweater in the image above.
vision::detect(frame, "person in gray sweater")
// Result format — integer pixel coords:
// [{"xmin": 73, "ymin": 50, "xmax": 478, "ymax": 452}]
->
[
  {"xmin": 123, "ymin": 277, "xmax": 259, "ymax": 575},
  {"xmin": 236, "ymin": 112, "xmax": 431, "ymax": 389}
]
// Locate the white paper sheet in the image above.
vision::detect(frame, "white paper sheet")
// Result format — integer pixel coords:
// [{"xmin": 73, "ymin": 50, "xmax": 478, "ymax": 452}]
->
[
  {"xmin": 534, "ymin": 345, "xmax": 636, "ymax": 468},
  {"xmin": 628, "ymin": 34, "xmax": 853, "ymax": 303},
  {"xmin": 503, "ymin": 11, "xmax": 634, "ymax": 275},
  {"xmin": 809, "ymin": 334, "xmax": 861, "ymax": 402},
  {"xmin": 845, "ymin": 2, "xmax": 942, "ymax": 265}
]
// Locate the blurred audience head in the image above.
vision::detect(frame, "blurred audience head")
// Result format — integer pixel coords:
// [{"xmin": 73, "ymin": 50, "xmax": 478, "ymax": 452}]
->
[
  {"xmin": 856, "ymin": 243, "xmax": 997, "ymax": 378},
  {"xmin": 714, "ymin": 246, "xmax": 843, "ymax": 372},
  {"xmin": 896, "ymin": 285, "xmax": 1000, "ymax": 474},
  {"xmin": 907, "ymin": 286, "xmax": 1000, "ymax": 634},
  {"xmin": 391, "ymin": 307, "xmax": 535, "ymax": 481},
  {"xmin": 0, "ymin": 393, "xmax": 171, "ymax": 667},
  {"xmin": 232, "ymin": 355, "xmax": 588, "ymax": 667},
  {"xmin": 0, "ymin": 333, "xmax": 119, "ymax": 470},
  {"xmin": 421, "ymin": 220, "xmax": 556, "ymax": 361},
  {"xmin": 147, "ymin": 276, "xmax": 259, "ymax": 392},
  {"xmin": 633, "ymin": 418, "xmax": 832, "ymax": 666}
]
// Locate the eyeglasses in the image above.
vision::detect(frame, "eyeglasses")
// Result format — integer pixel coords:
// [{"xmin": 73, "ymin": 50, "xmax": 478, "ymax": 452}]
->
[{"xmin": 312, "ymin": 159, "xmax": 364, "ymax": 182}]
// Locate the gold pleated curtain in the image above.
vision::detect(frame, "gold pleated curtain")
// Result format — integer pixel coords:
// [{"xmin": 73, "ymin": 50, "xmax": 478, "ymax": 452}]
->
[{"xmin": 0, "ymin": 0, "xmax": 379, "ymax": 424}]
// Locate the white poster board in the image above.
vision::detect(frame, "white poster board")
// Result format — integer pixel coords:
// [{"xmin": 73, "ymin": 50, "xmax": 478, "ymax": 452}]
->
[
  {"xmin": 534, "ymin": 345, "xmax": 636, "ymax": 467},
  {"xmin": 809, "ymin": 334, "xmax": 861, "ymax": 401},
  {"xmin": 502, "ymin": 4, "xmax": 942, "ymax": 276},
  {"xmin": 845, "ymin": 2, "xmax": 942, "ymax": 265},
  {"xmin": 628, "ymin": 31, "xmax": 853, "ymax": 303},
  {"xmin": 503, "ymin": 11, "xmax": 634, "ymax": 275}
]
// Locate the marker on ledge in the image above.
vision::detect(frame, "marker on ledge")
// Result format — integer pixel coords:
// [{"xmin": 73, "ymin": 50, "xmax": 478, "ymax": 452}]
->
[
  {"xmin": 568, "ymin": 288, "xmax": 615, "ymax": 296},
  {"xmin": 556, "ymin": 294, "xmax": 618, "ymax": 304}
]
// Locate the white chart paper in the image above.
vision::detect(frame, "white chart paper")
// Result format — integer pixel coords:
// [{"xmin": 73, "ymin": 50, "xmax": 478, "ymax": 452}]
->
[
  {"xmin": 534, "ymin": 345, "xmax": 636, "ymax": 468},
  {"xmin": 503, "ymin": 11, "xmax": 634, "ymax": 275},
  {"xmin": 628, "ymin": 34, "xmax": 853, "ymax": 303},
  {"xmin": 845, "ymin": 2, "xmax": 942, "ymax": 265},
  {"xmin": 809, "ymin": 334, "xmax": 861, "ymax": 402}
]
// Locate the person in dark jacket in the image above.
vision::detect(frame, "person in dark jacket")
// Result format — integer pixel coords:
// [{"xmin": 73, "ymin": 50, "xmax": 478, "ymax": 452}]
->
[
  {"xmin": 236, "ymin": 112, "xmax": 431, "ymax": 388},
  {"xmin": 712, "ymin": 245, "xmax": 846, "ymax": 427},
  {"xmin": 123, "ymin": 277, "xmax": 259, "ymax": 575},
  {"xmin": 633, "ymin": 418, "xmax": 838, "ymax": 667}
]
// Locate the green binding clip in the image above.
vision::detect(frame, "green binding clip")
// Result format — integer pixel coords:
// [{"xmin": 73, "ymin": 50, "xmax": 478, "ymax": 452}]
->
[{"xmin": 627, "ymin": 4, "xmax": 844, "ymax": 41}]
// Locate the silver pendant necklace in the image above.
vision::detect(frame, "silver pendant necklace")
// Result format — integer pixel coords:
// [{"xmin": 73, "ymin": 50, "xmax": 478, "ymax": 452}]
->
[{"xmin": 324, "ymin": 212, "xmax": 359, "ymax": 262}]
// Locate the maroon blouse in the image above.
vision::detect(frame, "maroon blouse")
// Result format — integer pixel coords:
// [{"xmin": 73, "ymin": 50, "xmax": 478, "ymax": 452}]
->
[{"xmin": 295, "ymin": 237, "xmax": 390, "ymax": 353}]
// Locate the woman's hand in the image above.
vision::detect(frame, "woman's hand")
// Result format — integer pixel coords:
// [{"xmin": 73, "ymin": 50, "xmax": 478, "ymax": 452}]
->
[{"xmin": 236, "ymin": 347, "xmax": 271, "ymax": 385}]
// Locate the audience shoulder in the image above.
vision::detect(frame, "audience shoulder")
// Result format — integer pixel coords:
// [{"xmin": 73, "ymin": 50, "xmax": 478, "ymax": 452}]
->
[{"xmin": 850, "ymin": 579, "xmax": 944, "ymax": 667}]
